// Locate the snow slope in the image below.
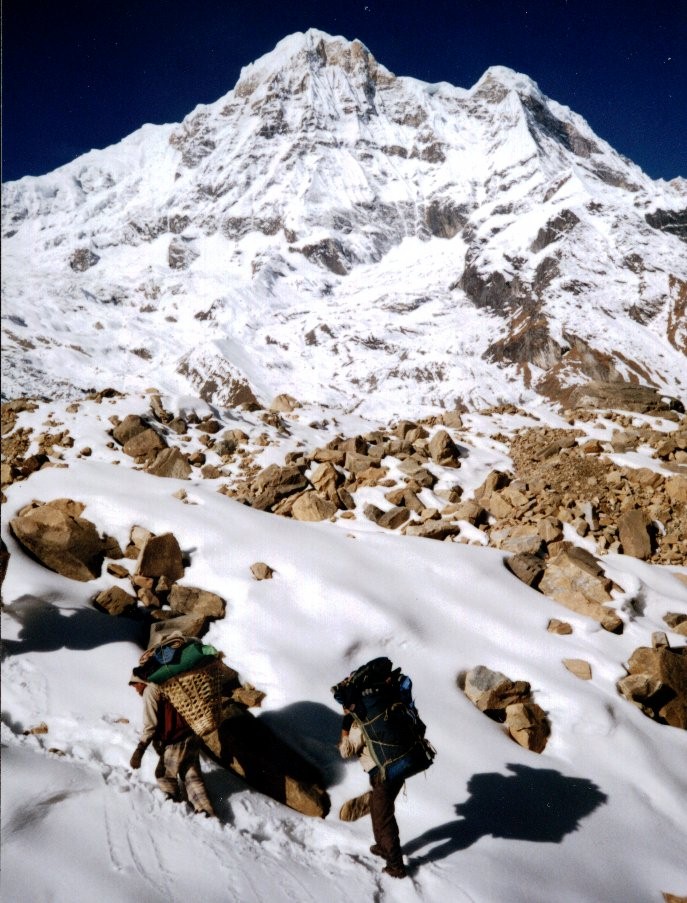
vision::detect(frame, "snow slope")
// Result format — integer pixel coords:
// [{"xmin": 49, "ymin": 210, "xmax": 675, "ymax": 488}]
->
[{"xmin": 2, "ymin": 396, "xmax": 686, "ymax": 903}]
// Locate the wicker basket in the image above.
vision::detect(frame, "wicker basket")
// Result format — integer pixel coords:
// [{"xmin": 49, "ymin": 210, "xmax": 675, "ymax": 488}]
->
[{"xmin": 159, "ymin": 659, "xmax": 223, "ymax": 742}]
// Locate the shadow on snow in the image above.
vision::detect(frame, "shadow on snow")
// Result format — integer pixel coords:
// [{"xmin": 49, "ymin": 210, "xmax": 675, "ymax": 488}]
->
[{"xmin": 405, "ymin": 763, "xmax": 608, "ymax": 866}]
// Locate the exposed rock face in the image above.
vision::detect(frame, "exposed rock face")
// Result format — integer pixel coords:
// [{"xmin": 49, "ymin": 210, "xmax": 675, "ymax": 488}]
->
[
  {"xmin": 618, "ymin": 509, "xmax": 653, "ymax": 559},
  {"xmin": 10, "ymin": 500, "xmax": 106, "ymax": 581}
]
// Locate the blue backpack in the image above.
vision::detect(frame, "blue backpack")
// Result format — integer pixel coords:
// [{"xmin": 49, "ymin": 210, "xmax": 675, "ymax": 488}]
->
[{"xmin": 332, "ymin": 658, "xmax": 435, "ymax": 783}]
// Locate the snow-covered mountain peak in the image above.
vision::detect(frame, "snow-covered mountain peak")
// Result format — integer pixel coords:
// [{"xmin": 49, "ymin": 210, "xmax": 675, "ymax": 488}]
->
[{"xmin": 2, "ymin": 30, "xmax": 685, "ymax": 414}]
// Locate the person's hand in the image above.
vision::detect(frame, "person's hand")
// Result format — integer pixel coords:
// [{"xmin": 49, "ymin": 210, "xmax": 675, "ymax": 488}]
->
[
  {"xmin": 130, "ymin": 742, "xmax": 147, "ymax": 769},
  {"xmin": 338, "ymin": 736, "xmax": 355, "ymax": 758}
]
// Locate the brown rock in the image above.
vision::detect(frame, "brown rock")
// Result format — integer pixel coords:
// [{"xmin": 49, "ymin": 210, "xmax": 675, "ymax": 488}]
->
[
  {"xmin": 505, "ymin": 702, "xmax": 550, "ymax": 752},
  {"xmin": 250, "ymin": 562, "xmax": 274, "ymax": 580},
  {"xmin": 112, "ymin": 414, "xmax": 148, "ymax": 445},
  {"xmin": 618, "ymin": 645, "xmax": 687, "ymax": 728},
  {"xmin": 547, "ymin": 619, "xmax": 573, "ymax": 635},
  {"xmin": 93, "ymin": 585, "xmax": 138, "ymax": 616},
  {"xmin": 428, "ymin": 429, "xmax": 461, "ymax": 467},
  {"xmin": 106, "ymin": 562, "xmax": 130, "ymax": 578},
  {"xmin": 506, "ymin": 553, "xmax": 545, "ymax": 587},
  {"xmin": 147, "ymin": 446, "xmax": 192, "ymax": 479},
  {"xmin": 232, "ymin": 685, "xmax": 267, "ymax": 707},
  {"xmin": 618, "ymin": 509, "xmax": 653, "ymax": 559},
  {"xmin": 123, "ymin": 428, "xmax": 166, "ymax": 459},
  {"xmin": 136, "ymin": 532, "xmax": 185, "ymax": 581},
  {"xmin": 291, "ymin": 492, "xmax": 338, "ymax": 522},
  {"xmin": 10, "ymin": 504, "xmax": 105, "ymax": 581},
  {"xmin": 378, "ymin": 506, "xmax": 411, "ymax": 530},
  {"xmin": 269, "ymin": 394, "xmax": 300, "ymax": 412},
  {"xmin": 463, "ymin": 666, "xmax": 531, "ymax": 713},
  {"xmin": 539, "ymin": 547, "xmax": 622, "ymax": 632},
  {"xmin": 169, "ymin": 584, "xmax": 226, "ymax": 619},
  {"xmin": 563, "ymin": 659, "xmax": 592, "ymax": 680},
  {"xmin": 404, "ymin": 519, "xmax": 461, "ymax": 540}
]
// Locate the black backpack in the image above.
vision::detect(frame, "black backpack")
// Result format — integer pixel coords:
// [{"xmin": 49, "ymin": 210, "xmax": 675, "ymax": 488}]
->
[{"xmin": 332, "ymin": 657, "xmax": 435, "ymax": 783}]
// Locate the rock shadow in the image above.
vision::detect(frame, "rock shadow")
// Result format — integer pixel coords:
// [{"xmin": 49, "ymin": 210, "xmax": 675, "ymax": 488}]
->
[
  {"xmin": 258, "ymin": 702, "xmax": 346, "ymax": 785},
  {"xmin": 2, "ymin": 594, "xmax": 148, "ymax": 657},
  {"xmin": 405, "ymin": 763, "xmax": 608, "ymax": 866}
]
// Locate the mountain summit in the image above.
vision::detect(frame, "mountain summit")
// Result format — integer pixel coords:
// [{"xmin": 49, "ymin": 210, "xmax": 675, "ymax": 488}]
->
[{"xmin": 2, "ymin": 29, "xmax": 685, "ymax": 414}]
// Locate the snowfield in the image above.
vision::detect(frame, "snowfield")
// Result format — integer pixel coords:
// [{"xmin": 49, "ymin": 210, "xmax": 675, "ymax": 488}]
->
[{"xmin": 2, "ymin": 397, "xmax": 686, "ymax": 903}]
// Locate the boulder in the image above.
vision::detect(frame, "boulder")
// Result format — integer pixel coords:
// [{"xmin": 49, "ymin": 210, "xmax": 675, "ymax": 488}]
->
[
  {"xmin": 136, "ymin": 533, "xmax": 185, "ymax": 581},
  {"xmin": 505, "ymin": 702, "xmax": 550, "ymax": 753},
  {"xmin": 251, "ymin": 464, "xmax": 308, "ymax": 510},
  {"xmin": 463, "ymin": 666, "xmax": 531, "ymax": 714},
  {"xmin": 310, "ymin": 462, "xmax": 342, "ymax": 499},
  {"xmin": 539, "ymin": 547, "xmax": 623, "ymax": 633},
  {"xmin": 147, "ymin": 447, "xmax": 192, "ymax": 479},
  {"xmin": 112, "ymin": 414, "xmax": 148, "ymax": 445},
  {"xmin": 618, "ymin": 509, "xmax": 653, "ymax": 559},
  {"xmin": 210, "ymin": 707, "xmax": 330, "ymax": 818},
  {"xmin": 123, "ymin": 428, "xmax": 166, "ymax": 459},
  {"xmin": 428, "ymin": 429, "xmax": 461, "ymax": 467},
  {"xmin": 10, "ymin": 503, "xmax": 105, "ymax": 581},
  {"xmin": 617, "ymin": 645, "xmax": 687, "ymax": 729},
  {"xmin": 168, "ymin": 584, "xmax": 226, "ymax": 619},
  {"xmin": 93, "ymin": 585, "xmax": 138, "ymax": 616},
  {"xmin": 378, "ymin": 506, "xmax": 411, "ymax": 530},
  {"xmin": 506, "ymin": 553, "xmax": 545, "ymax": 587},
  {"xmin": 291, "ymin": 492, "xmax": 338, "ymax": 521}
]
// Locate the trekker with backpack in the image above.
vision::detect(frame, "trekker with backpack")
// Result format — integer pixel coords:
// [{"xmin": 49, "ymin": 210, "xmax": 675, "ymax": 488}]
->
[{"xmin": 332, "ymin": 657, "xmax": 435, "ymax": 879}]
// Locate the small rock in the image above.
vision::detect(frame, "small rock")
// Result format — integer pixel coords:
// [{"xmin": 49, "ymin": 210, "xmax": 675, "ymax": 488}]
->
[
  {"xmin": 251, "ymin": 562, "xmax": 274, "ymax": 580},
  {"xmin": 563, "ymin": 659, "xmax": 592, "ymax": 680}
]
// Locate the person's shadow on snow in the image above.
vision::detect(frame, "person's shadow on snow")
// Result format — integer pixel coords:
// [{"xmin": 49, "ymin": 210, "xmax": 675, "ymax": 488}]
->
[
  {"xmin": 404, "ymin": 763, "xmax": 608, "ymax": 866},
  {"xmin": 1, "ymin": 594, "xmax": 147, "ymax": 657}
]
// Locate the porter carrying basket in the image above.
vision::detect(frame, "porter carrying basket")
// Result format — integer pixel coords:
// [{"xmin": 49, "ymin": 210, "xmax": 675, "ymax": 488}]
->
[{"xmin": 158, "ymin": 658, "xmax": 224, "ymax": 754}]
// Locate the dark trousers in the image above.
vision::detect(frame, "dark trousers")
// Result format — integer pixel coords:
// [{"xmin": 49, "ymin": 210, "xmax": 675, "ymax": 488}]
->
[{"xmin": 369, "ymin": 771, "xmax": 404, "ymax": 865}]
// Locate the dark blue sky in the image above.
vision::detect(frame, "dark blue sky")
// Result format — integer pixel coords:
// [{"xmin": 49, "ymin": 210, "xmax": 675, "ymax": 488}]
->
[{"xmin": 2, "ymin": 0, "xmax": 685, "ymax": 183}]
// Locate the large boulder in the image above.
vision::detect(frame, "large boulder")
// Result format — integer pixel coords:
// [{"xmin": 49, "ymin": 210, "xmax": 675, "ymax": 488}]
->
[
  {"xmin": 123, "ymin": 428, "xmax": 166, "ymax": 459},
  {"xmin": 10, "ymin": 501, "xmax": 105, "ymax": 581},
  {"xmin": 428, "ymin": 429, "xmax": 461, "ymax": 467},
  {"xmin": 539, "ymin": 547, "xmax": 623, "ymax": 633},
  {"xmin": 136, "ymin": 533, "xmax": 185, "ymax": 581},
  {"xmin": 505, "ymin": 702, "xmax": 550, "ymax": 753},
  {"xmin": 618, "ymin": 509, "xmax": 653, "ymax": 559},
  {"xmin": 617, "ymin": 645, "xmax": 687, "ymax": 729}
]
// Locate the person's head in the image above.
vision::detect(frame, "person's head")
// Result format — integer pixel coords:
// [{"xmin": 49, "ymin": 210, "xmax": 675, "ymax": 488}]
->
[{"xmin": 131, "ymin": 681, "xmax": 146, "ymax": 696}]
